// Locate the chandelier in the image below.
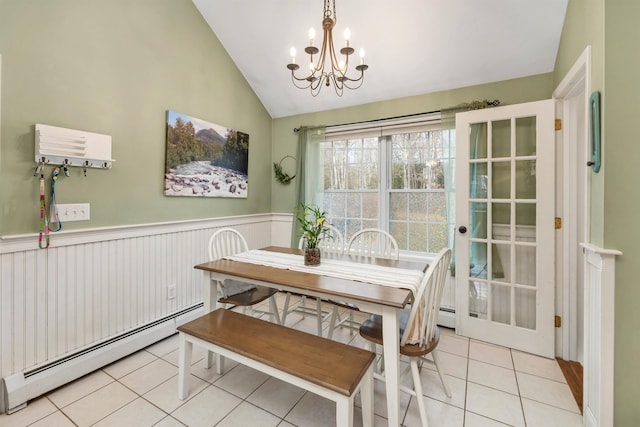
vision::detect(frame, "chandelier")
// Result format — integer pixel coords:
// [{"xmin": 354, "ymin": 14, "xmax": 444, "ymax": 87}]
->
[{"xmin": 286, "ymin": 0, "xmax": 368, "ymax": 96}]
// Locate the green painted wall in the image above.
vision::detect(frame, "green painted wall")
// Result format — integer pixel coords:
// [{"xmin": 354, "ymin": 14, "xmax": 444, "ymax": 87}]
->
[
  {"xmin": 604, "ymin": 2, "xmax": 640, "ymax": 426},
  {"xmin": 555, "ymin": 0, "xmax": 640, "ymax": 424},
  {"xmin": 0, "ymin": 0, "xmax": 272, "ymax": 236},
  {"xmin": 271, "ymin": 73, "xmax": 554, "ymax": 214}
]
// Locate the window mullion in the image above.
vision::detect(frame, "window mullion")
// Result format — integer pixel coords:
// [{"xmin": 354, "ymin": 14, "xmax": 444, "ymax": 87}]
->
[{"xmin": 379, "ymin": 135, "xmax": 390, "ymax": 231}]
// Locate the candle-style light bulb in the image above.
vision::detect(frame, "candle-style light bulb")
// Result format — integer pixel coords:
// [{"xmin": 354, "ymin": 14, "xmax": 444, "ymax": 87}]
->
[
  {"xmin": 344, "ymin": 28, "xmax": 350, "ymax": 42},
  {"xmin": 359, "ymin": 48, "xmax": 365, "ymax": 64},
  {"xmin": 290, "ymin": 47, "xmax": 296, "ymax": 64},
  {"xmin": 308, "ymin": 27, "xmax": 315, "ymax": 45}
]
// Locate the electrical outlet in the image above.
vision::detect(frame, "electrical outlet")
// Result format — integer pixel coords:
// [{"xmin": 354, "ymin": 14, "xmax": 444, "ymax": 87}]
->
[
  {"xmin": 167, "ymin": 284, "xmax": 176, "ymax": 300},
  {"xmin": 55, "ymin": 203, "xmax": 90, "ymax": 221}
]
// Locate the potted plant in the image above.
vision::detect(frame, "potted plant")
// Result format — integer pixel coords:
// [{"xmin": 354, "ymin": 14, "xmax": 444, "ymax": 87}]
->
[{"xmin": 296, "ymin": 203, "xmax": 331, "ymax": 266}]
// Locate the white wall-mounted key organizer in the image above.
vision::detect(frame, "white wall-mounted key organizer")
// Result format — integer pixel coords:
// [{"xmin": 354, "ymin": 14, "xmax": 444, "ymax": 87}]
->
[{"xmin": 35, "ymin": 124, "xmax": 115, "ymax": 169}]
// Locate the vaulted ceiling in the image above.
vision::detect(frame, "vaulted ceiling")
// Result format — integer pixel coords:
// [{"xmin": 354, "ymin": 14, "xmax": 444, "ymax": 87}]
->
[{"xmin": 192, "ymin": 0, "xmax": 568, "ymax": 118}]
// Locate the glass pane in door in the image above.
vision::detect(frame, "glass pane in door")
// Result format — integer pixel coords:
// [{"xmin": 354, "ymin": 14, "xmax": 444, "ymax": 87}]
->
[
  {"xmin": 491, "ymin": 283, "xmax": 511, "ymax": 324},
  {"xmin": 515, "ymin": 287, "xmax": 536, "ymax": 329},
  {"xmin": 516, "ymin": 116, "xmax": 537, "ymax": 156},
  {"xmin": 492, "ymin": 161, "xmax": 511, "ymax": 199},
  {"xmin": 516, "ymin": 160, "xmax": 536, "ymax": 198},
  {"xmin": 492, "ymin": 120, "xmax": 511, "ymax": 158},
  {"xmin": 470, "ymin": 163, "xmax": 488, "ymax": 198},
  {"xmin": 469, "ymin": 123, "xmax": 487, "ymax": 159}
]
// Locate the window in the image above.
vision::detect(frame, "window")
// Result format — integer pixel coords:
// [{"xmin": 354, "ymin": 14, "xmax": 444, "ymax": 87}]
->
[{"xmin": 319, "ymin": 115, "xmax": 455, "ymax": 255}]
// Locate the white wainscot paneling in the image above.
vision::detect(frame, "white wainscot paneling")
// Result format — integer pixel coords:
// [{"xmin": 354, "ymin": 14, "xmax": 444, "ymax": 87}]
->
[{"xmin": 0, "ymin": 214, "xmax": 275, "ymax": 413}]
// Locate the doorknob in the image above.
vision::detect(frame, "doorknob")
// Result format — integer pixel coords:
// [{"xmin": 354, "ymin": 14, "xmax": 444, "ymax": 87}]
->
[{"xmin": 458, "ymin": 226, "xmax": 467, "ymax": 234}]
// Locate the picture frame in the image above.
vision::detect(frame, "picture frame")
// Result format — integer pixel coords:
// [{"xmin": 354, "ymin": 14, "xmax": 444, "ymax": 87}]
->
[{"xmin": 164, "ymin": 111, "xmax": 249, "ymax": 198}]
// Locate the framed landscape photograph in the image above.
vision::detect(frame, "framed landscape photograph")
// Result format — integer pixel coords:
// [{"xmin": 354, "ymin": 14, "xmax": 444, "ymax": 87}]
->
[{"xmin": 164, "ymin": 110, "xmax": 249, "ymax": 198}]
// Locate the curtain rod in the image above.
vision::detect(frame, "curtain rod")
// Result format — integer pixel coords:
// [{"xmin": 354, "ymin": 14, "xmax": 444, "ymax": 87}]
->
[
  {"xmin": 292, "ymin": 109, "xmax": 440, "ymax": 133},
  {"xmin": 292, "ymin": 99, "xmax": 500, "ymax": 133}
]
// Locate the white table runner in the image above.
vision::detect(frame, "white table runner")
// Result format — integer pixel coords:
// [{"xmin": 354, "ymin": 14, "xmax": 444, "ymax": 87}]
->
[{"xmin": 225, "ymin": 249, "xmax": 423, "ymax": 296}]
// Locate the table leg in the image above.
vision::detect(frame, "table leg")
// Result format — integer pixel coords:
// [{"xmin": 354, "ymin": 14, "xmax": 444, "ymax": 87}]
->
[{"xmin": 382, "ymin": 306, "xmax": 400, "ymax": 427}]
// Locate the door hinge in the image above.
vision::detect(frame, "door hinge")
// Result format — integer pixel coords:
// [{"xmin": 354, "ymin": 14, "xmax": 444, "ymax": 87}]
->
[
  {"xmin": 555, "ymin": 119, "xmax": 562, "ymax": 131},
  {"xmin": 555, "ymin": 217, "xmax": 562, "ymax": 229},
  {"xmin": 555, "ymin": 315, "xmax": 562, "ymax": 328}
]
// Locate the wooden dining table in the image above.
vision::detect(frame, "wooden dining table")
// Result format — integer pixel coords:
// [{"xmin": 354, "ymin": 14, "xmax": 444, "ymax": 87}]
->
[{"xmin": 194, "ymin": 246, "xmax": 429, "ymax": 427}]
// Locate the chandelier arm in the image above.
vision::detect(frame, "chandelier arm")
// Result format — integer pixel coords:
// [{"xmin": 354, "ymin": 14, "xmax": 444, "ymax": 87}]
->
[
  {"xmin": 342, "ymin": 69, "xmax": 365, "ymax": 84},
  {"xmin": 330, "ymin": 73, "xmax": 345, "ymax": 97},
  {"xmin": 290, "ymin": 74, "xmax": 313, "ymax": 90},
  {"xmin": 341, "ymin": 75, "xmax": 365, "ymax": 90}
]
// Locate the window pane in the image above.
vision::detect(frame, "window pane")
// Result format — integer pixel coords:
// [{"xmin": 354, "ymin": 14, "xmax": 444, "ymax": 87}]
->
[
  {"xmin": 390, "ymin": 193, "xmax": 407, "ymax": 220},
  {"xmin": 428, "ymin": 223, "xmax": 448, "ymax": 252},
  {"xmin": 390, "ymin": 221, "xmax": 407, "ymax": 250},
  {"xmin": 409, "ymin": 222, "xmax": 427, "ymax": 252},
  {"xmin": 362, "ymin": 192, "xmax": 378, "ymax": 218},
  {"xmin": 409, "ymin": 193, "xmax": 427, "ymax": 220},
  {"xmin": 324, "ymin": 140, "xmax": 347, "ymax": 190},
  {"xmin": 346, "ymin": 219, "xmax": 362, "ymax": 239},
  {"xmin": 428, "ymin": 193, "xmax": 446, "ymax": 222},
  {"xmin": 347, "ymin": 192, "xmax": 362, "ymax": 218}
]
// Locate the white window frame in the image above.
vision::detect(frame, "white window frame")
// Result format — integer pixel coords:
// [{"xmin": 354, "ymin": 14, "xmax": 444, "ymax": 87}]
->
[{"xmin": 320, "ymin": 113, "xmax": 454, "ymax": 257}]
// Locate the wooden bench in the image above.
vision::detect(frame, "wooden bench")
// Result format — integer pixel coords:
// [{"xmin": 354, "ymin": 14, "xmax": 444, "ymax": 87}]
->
[{"xmin": 177, "ymin": 309, "xmax": 375, "ymax": 427}]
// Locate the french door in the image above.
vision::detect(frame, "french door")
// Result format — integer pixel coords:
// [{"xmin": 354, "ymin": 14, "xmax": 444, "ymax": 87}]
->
[{"xmin": 455, "ymin": 100, "xmax": 555, "ymax": 358}]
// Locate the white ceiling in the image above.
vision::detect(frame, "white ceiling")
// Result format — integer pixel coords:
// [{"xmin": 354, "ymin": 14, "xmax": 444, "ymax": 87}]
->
[{"xmin": 192, "ymin": 0, "xmax": 568, "ymax": 118}]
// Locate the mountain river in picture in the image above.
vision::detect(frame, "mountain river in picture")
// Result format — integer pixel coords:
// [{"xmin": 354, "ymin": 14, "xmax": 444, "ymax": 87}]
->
[{"xmin": 165, "ymin": 161, "xmax": 248, "ymax": 197}]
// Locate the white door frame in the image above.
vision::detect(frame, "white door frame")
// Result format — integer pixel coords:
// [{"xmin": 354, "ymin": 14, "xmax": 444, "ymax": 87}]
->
[{"xmin": 552, "ymin": 46, "xmax": 592, "ymax": 361}]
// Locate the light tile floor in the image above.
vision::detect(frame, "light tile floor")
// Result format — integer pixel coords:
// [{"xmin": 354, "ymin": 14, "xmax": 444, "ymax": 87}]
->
[{"xmin": 0, "ymin": 295, "xmax": 583, "ymax": 427}]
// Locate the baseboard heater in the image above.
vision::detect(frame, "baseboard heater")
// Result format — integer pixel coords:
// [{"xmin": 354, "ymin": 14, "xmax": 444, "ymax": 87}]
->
[
  {"xmin": 1, "ymin": 303, "xmax": 204, "ymax": 415},
  {"xmin": 438, "ymin": 307, "xmax": 456, "ymax": 329}
]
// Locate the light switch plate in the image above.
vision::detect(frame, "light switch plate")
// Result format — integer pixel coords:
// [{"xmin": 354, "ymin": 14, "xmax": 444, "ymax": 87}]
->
[{"xmin": 55, "ymin": 203, "xmax": 90, "ymax": 221}]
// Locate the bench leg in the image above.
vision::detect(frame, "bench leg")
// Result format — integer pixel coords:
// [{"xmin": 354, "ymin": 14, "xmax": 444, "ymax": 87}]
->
[
  {"xmin": 336, "ymin": 396, "xmax": 354, "ymax": 427},
  {"xmin": 178, "ymin": 333, "xmax": 193, "ymax": 400},
  {"xmin": 360, "ymin": 365, "xmax": 374, "ymax": 427}
]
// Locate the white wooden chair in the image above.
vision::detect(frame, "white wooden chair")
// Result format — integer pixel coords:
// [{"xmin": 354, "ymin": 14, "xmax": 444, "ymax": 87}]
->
[
  {"xmin": 358, "ymin": 247, "xmax": 453, "ymax": 427},
  {"xmin": 326, "ymin": 228, "xmax": 399, "ymax": 339},
  {"xmin": 281, "ymin": 224, "xmax": 344, "ymax": 335},
  {"xmin": 208, "ymin": 228, "xmax": 280, "ymax": 324}
]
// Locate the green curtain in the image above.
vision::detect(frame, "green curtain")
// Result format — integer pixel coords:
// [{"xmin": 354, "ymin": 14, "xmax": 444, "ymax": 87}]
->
[
  {"xmin": 290, "ymin": 126, "xmax": 326, "ymax": 248},
  {"xmin": 441, "ymin": 99, "xmax": 500, "ymax": 276}
]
